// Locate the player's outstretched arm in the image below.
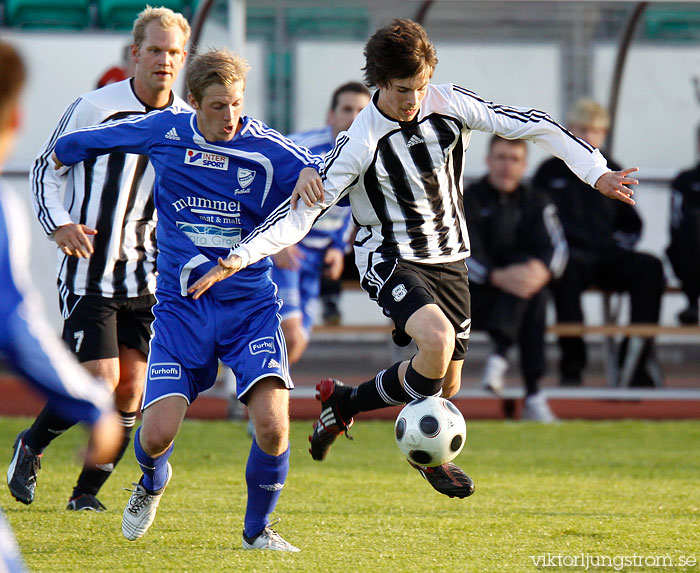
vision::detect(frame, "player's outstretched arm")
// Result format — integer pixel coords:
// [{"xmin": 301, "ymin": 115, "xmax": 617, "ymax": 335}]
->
[
  {"xmin": 188, "ymin": 254, "xmax": 243, "ymax": 299},
  {"xmin": 595, "ymin": 167, "xmax": 639, "ymax": 205}
]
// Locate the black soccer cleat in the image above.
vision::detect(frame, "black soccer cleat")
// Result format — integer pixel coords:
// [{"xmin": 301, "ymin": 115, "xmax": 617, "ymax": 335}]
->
[
  {"xmin": 7, "ymin": 430, "xmax": 42, "ymax": 505},
  {"xmin": 308, "ymin": 379, "xmax": 354, "ymax": 461},
  {"xmin": 408, "ymin": 460, "xmax": 475, "ymax": 499},
  {"xmin": 67, "ymin": 493, "xmax": 107, "ymax": 512}
]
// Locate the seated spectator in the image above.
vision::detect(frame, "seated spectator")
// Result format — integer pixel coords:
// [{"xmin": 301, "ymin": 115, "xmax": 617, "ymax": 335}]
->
[
  {"xmin": 666, "ymin": 124, "xmax": 700, "ymax": 325},
  {"xmin": 533, "ymin": 98, "xmax": 665, "ymax": 387},
  {"xmin": 465, "ymin": 136, "xmax": 566, "ymax": 422}
]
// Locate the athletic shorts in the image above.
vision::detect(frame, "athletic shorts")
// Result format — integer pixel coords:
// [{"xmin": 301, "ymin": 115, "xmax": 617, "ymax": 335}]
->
[
  {"xmin": 271, "ymin": 244, "xmax": 325, "ymax": 333},
  {"xmin": 142, "ymin": 283, "xmax": 292, "ymax": 409},
  {"xmin": 373, "ymin": 259, "xmax": 471, "ymax": 361},
  {"xmin": 59, "ymin": 292, "xmax": 155, "ymax": 363}
]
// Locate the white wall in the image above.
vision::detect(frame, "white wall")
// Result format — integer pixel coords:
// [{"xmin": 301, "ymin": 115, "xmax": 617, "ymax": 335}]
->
[{"xmin": 594, "ymin": 44, "xmax": 700, "ymax": 178}]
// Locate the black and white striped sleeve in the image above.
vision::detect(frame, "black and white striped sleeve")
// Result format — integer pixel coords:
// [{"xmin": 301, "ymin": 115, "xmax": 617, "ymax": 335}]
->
[
  {"xmin": 30, "ymin": 97, "xmax": 85, "ymax": 236},
  {"xmin": 450, "ymin": 85, "xmax": 610, "ymax": 188}
]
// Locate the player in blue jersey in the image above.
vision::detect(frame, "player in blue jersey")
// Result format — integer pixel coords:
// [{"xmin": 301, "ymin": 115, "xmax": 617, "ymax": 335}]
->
[
  {"xmin": 0, "ymin": 40, "xmax": 121, "ymax": 572},
  {"xmin": 273, "ymin": 82, "xmax": 370, "ymax": 362},
  {"xmin": 53, "ymin": 48, "xmax": 323, "ymax": 552}
]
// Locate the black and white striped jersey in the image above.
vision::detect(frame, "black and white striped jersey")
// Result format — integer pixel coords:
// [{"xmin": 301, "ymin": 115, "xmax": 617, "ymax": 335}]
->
[
  {"xmin": 31, "ymin": 79, "xmax": 189, "ymax": 299},
  {"xmin": 233, "ymin": 83, "xmax": 609, "ymax": 287}
]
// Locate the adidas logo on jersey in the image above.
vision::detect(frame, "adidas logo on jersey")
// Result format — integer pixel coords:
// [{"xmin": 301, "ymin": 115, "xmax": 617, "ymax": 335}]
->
[
  {"xmin": 267, "ymin": 359, "xmax": 280, "ymax": 369},
  {"xmin": 165, "ymin": 127, "xmax": 180, "ymax": 141},
  {"xmin": 406, "ymin": 134, "xmax": 424, "ymax": 147}
]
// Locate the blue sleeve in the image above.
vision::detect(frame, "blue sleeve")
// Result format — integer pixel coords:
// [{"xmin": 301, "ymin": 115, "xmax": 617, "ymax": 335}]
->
[
  {"xmin": 0, "ymin": 188, "xmax": 110, "ymax": 426},
  {"xmin": 54, "ymin": 111, "xmax": 158, "ymax": 166}
]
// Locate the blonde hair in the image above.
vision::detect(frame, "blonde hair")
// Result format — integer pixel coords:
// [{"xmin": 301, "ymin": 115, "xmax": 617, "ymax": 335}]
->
[
  {"xmin": 567, "ymin": 98, "xmax": 610, "ymax": 130},
  {"xmin": 132, "ymin": 6, "xmax": 191, "ymax": 48},
  {"xmin": 186, "ymin": 49, "xmax": 250, "ymax": 104}
]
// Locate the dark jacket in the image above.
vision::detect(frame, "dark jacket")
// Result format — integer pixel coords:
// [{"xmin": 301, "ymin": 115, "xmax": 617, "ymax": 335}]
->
[
  {"xmin": 464, "ymin": 177, "xmax": 568, "ymax": 285},
  {"xmin": 532, "ymin": 157, "xmax": 642, "ymax": 260}
]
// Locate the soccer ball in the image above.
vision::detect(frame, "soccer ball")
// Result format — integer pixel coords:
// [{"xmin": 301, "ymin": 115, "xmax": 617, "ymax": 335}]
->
[{"xmin": 394, "ymin": 397, "xmax": 467, "ymax": 467}]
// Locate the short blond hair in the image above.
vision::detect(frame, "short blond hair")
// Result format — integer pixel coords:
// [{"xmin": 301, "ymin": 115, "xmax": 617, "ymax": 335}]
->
[
  {"xmin": 567, "ymin": 98, "xmax": 610, "ymax": 130},
  {"xmin": 132, "ymin": 6, "xmax": 191, "ymax": 48},
  {"xmin": 186, "ymin": 49, "xmax": 250, "ymax": 104}
]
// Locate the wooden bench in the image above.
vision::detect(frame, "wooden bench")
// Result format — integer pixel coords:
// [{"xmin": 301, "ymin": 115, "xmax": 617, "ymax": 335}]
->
[
  {"xmin": 311, "ymin": 282, "xmax": 700, "ymax": 388},
  {"xmin": 547, "ymin": 287, "xmax": 700, "ymax": 388}
]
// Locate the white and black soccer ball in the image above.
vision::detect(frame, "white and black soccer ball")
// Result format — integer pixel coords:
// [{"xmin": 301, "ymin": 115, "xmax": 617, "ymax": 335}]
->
[{"xmin": 394, "ymin": 397, "xmax": 467, "ymax": 467}]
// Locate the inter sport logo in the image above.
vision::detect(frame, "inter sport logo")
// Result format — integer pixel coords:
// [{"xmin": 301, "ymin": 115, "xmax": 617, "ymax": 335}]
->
[
  {"xmin": 184, "ymin": 149, "xmax": 229, "ymax": 170},
  {"xmin": 149, "ymin": 362, "xmax": 182, "ymax": 380}
]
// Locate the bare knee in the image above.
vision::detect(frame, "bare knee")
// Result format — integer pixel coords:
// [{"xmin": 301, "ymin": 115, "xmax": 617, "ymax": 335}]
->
[
  {"xmin": 139, "ymin": 424, "xmax": 175, "ymax": 457},
  {"xmin": 413, "ymin": 324, "xmax": 455, "ymax": 376},
  {"xmin": 253, "ymin": 415, "xmax": 289, "ymax": 454}
]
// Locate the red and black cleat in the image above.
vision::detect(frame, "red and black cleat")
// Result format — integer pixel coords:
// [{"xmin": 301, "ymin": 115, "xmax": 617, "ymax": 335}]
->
[
  {"xmin": 308, "ymin": 379, "xmax": 354, "ymax": 461},
  {"xmin": 408, "ymin": 460, "xmax": 475, "ymax": 499}
]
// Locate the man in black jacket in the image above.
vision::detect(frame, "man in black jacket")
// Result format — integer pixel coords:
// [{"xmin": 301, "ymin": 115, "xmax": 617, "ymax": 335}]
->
[
  {"xmin": 533, "ymin": 98, "xmax": 664, "ymax": 386},
  {"xmin": 465, "ymin": 136, "xmax": 567, "ymax": 421},
  {"xmin": 667, "ymin": 124, "xmax": 700, "ymax": 325}
]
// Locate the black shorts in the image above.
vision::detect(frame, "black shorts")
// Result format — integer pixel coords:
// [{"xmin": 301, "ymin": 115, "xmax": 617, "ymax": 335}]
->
[
  {"xmin": 374, "ymin": 259, "xmax": 471, "ymax": 361},
  {"xmin": 59, "ymin": 293, "xmax": 155, "ymax": 363}
]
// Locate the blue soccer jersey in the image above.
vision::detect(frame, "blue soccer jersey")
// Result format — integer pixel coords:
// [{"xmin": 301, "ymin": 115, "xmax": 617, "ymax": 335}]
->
[
  {"xmin": 54, "ymin": 110, "xmax": 323, "ymax": 402},
  {"xmin": 0, "ymin": 182, "xmax": 112, "ymax": 425}
]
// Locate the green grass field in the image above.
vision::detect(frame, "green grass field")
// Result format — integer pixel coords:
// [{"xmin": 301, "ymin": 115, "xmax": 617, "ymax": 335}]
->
[{"xmin": 1, "ymin": 417, "xmax": 699, "ymax": 572}]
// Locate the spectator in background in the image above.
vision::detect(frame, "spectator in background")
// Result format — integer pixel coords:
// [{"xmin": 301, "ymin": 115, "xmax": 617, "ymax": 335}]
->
[
  {"xmin": 533, "ymin": 98, "xmax": 665, "ymax": 387},
  {"xmin": 666, "ymin": 124, "xmax": 700, "ymax": 325},
  {"xmin": 273, "ymin": 82, "xmax": 371, "ymax": 362},
  {"xmin": 465, "ymin": 136, "xmax": 566, "ymax": 422},
  {"xmin": 96, "ymin": 44, "xmax": 136, "ymax": 89}
]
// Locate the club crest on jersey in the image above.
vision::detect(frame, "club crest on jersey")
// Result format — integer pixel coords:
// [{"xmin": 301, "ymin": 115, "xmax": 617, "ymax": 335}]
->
[
  {"xmin": 184, "ymin": 149, "xmax": 229, "ymax": 170},
  {"xmin": 392, "ymin": 284, "xmax": 408, "ymax": 302},
  {"xmin": 237, "ymin": 167, "xmax": 256, "ymax": 189},
  {"xmin": 249, "ymin": 337, "xmax": 275, "ymax": 355},
  {"xmin": 149, "ymin": 362, "xmax": 182, "ymax": 380}
]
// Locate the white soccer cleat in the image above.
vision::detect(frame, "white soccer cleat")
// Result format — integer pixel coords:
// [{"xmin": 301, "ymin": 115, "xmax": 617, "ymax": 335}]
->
[
  {"xmin": 122, "ymin": 463, "xmax": 172, "ymax": 541},
  {"xmin": 522, "ymin": 393, "xmax": 558, "ymax": 423},
  {"xmin": 242, "ymin": 519, "xmax": 300, "ymax": 552},
  {"xmin": 481, "ymin": 354, "xmax": 508, "ymax": 395}
]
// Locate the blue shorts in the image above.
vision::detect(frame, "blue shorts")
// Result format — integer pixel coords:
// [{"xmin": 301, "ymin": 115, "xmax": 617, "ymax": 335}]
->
[
  {"xmin": 271, "ymin": 244, "xmax": 325, "ymax": 333},
  {"xmin": 142, "ymin": 281, "xmax": 292, "ymax": 409}
]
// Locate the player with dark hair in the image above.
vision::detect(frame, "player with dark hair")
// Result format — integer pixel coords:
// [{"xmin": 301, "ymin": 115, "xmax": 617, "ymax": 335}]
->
[
  {"xmin": 0, "ymin": 39, "xmax": 121, "ymax": 572},
  {"xmin": 465, "ymin": 136, "xmax": 566, "ymax": 421},
  {"xmin": 666, "ymin": 124, "xmax": 700, "ymax": 325},
  {"xmin": 9, "ymin": 7, "xmax": 190, "ymax": 512},
  {"xmin": 53, "ymin": 48, "xmax": 323, "ymax": 551},
  {"xmin": 273, "ymin": 81, "xmax": 370, "ymax": 362},
  {"xmin": 190, "ymin": 19, "xmax": 639, "ymax": 499}
]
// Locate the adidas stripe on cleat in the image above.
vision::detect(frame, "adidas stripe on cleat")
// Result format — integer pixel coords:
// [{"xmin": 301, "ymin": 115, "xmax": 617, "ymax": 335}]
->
[{"xmin": 308, "ymin": 379, "xmax": 353, "ymax": 461}]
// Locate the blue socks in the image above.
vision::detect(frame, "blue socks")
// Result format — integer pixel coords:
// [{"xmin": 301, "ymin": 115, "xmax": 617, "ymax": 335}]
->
[
  {"xmin": 133, "ymin": 425, "xmax": 173, "ymax": 493},
  {"xmin": 243, "ymin": 439, "xmax": 290, "ymax": 538}
]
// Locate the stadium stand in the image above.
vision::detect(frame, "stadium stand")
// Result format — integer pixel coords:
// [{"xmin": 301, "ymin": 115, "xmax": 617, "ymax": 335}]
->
[
  {"xmin": 98, "ymin": 0, "xmax": 185, "ymax": 29},
  {"xmin": 5, "ymin": 0, "xmax": 92, "ymax": 29}
]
